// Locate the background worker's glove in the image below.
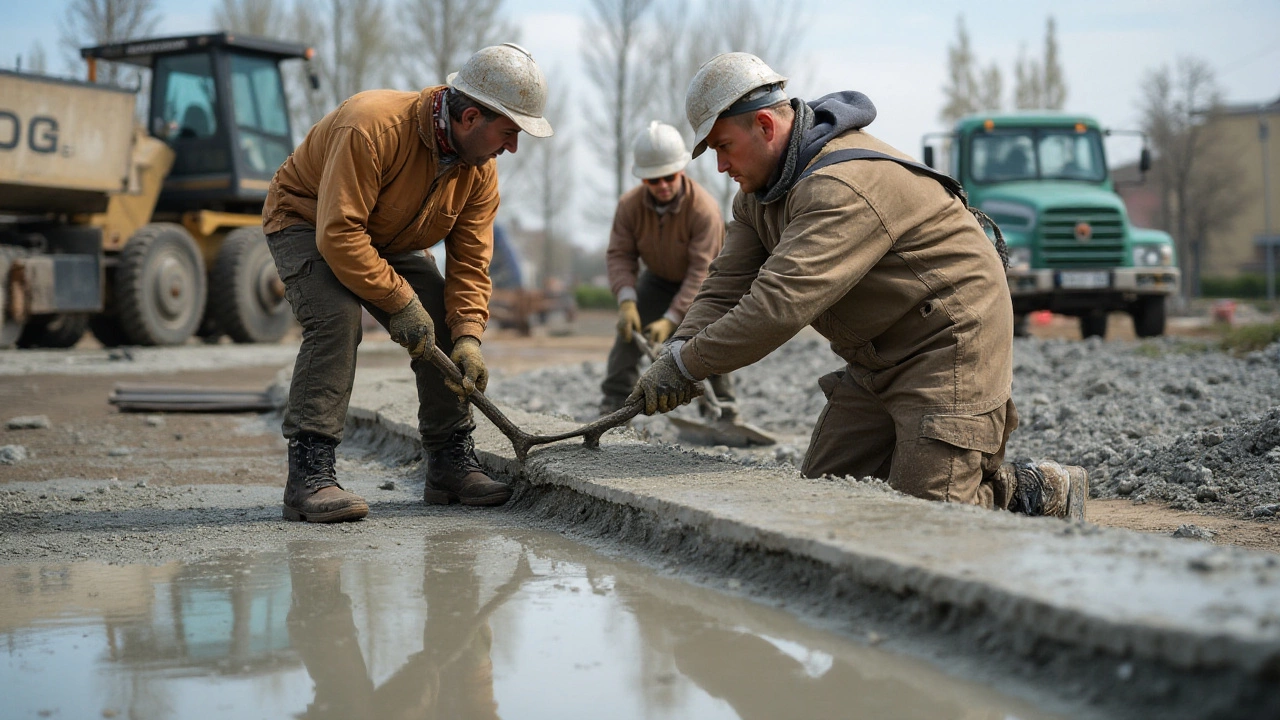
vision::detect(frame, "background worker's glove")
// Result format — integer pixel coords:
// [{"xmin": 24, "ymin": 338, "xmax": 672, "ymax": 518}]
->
[
  {"xmin": 388, "ymin": 296, "xmax": 434, "ymax": 359},
  {"xmin": 628, "ymin": 350, "xmax": 701, "ymax": 415},
  {"xmin": 445, "ymin": 336, "xmax": 488, "ymax": 400},
  {"xmin": 616, "ymin": 300, "xmax": 642, "ymax": 342},
  {"xmin": 644, "ymin": 317, "xmax": 677, "ymax": 345}
]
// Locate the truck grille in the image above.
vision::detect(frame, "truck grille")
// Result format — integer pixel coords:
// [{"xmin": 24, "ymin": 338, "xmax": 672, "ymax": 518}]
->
[{"xmin": 1039, "ymin": 207, "xmax": 1125, "ymax": 268}]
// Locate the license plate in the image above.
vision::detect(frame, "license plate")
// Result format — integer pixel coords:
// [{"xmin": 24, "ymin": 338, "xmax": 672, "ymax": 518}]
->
[{"xmin": 1058, "ymin": 271, "xmax": 1110, "ymax": 289}]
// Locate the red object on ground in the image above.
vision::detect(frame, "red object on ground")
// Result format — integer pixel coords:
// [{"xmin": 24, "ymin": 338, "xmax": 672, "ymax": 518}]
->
[
  {"xmin": 1031, "ymin": 310, "xmax": 1054, "ymax": 326},
  {"xmin": 1212, "ymin": 300, "xmax": 1236, "ymax": 325}
]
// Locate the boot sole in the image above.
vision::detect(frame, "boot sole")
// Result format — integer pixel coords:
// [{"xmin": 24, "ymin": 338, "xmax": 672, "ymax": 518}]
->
[
  {"xmin": 423, "ymin": 487, "xmax": 513, "ymax": 507},
  {"xmin": 282, "ymin": 501, "xmax": 369, "ymax": 523}
]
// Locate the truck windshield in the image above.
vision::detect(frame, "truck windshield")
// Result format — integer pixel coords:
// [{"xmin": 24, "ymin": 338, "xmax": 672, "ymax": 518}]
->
[
  {"xmin": 971, "ymin": 129, "xmax": 1106, "ymax": 183},
  {"xmin": 229, "ymin": 54, "xmax": 292, "ymax": 177}
]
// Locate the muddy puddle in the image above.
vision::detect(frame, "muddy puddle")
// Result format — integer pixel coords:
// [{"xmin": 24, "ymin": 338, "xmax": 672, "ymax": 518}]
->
[{"xmin": 1, "ymin": 524, "xmax": 1060, "ymax": 719}]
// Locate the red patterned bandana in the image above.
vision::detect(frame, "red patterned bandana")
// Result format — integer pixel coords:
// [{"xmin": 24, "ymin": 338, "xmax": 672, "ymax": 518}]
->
[{"xmin": 432, "ymin": 90, "xmax": 457, "ymax": 158}]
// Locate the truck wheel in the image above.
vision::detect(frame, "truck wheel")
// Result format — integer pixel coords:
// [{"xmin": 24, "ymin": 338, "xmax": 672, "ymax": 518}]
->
[
  {"xmin": 89, "ymin": 314, "xmax": 131, "ymax": 347},
  {"xmin": 1131, "ymin": 296, "xmax": 1167, "ymax": 338},
  {"xmin": 115, "ymin": 223, "xmax": 207, "ymax": 346},
  {"xmin": 16, "ymin": 313, "xmax": 89, "ymax": 348},
  {"xmin": 1079, "ymin": 312, "xmax": 1108, "ymax": 339},
  {"xmin": 209, "ymin": 227, "xmax": 291, "ymax": 344}
]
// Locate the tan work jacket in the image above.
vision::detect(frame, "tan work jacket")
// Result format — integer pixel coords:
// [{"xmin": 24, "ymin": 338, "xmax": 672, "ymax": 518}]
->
[
  {"xmin": 677, "ymin": 128, "xmax": 1013, "ymax": 416},
  {"xmin": 606, "ymin": 175, "xmax": 724, "ymax": 322},
  {"xmin": 263, "ymin": 86, "xmax": 498, "ymax": 341}
]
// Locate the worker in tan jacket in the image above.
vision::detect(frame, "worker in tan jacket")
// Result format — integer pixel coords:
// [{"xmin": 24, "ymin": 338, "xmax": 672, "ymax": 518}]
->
[
  {"xmin": 631, "ymin": 53, "xmax": 1087, "ymax": 520},
  {"xmin": 263, "ymin": 44, "xmax": 554, "ymax": 523},
  {"xmin": 600, "ymin": 121, "xmax": 734, "ymax": 417}
]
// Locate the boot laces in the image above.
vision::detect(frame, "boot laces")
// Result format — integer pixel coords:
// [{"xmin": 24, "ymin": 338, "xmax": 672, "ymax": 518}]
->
[
  {"xmin": 303, "ymin": 440, "xmax": 340, "ymax": 491},
  {"xmin": 1012, "ymin": 461, "xmax": 1049, "ymax": 516},
  {"xmin": 444, "ymin": 431, "xmax": 484, "ymax": 475}
]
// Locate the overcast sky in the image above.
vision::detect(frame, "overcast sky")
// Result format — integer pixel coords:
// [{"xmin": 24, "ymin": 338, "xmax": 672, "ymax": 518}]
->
[{"xmin": 4, "ymin": 0, "xmax": 1277, "ymax": 249}]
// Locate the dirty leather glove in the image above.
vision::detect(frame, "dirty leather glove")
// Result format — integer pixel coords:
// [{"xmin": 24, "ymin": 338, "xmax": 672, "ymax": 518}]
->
[
  {"xmin": 627, "ymin": 350, "xmax": 701, "ymax": 415},
  {"xmin": 644, "ymin": 317, "xmax": 677, "ymax": 345},
  {"xmin": 445, "ymin": 336, "xmax": 488, "ymax": 400},
  {"xmin": 616, "ymin": 300, "xmax": 642, "ymax": 342},
  {"xmin": 388, "ymin": 296, "xmax": 434, "ymax": 359}
]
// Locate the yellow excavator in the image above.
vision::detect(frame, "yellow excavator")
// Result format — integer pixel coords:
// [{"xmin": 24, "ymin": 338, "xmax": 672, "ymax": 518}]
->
[{"xmin": 0, "ymin": 32, "xmax": 315, "ymax": 348}]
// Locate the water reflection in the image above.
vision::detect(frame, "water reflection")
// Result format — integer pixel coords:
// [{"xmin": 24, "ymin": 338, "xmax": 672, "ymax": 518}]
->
[{"xmin": 0, "ymin": 528, "xmax": 1058, "ymax": 719}]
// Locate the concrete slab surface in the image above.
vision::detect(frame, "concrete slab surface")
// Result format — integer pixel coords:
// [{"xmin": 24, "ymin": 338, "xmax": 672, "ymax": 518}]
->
[{"xmin": 349, "ymin": 367, "xmax": 1280, "ymax": 719}]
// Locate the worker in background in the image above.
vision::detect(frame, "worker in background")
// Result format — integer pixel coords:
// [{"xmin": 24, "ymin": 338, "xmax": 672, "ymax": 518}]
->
[
  {"xmin": 263, "ymin": 44, "xmax": 554, "ymax": 523},
  {"xmin": 600, "ymin": 121, "xmax": 735, "ymax": 419},
  {"xmin": 631, "ymin": 53, "xmax": 1087, "ymax": 520}
]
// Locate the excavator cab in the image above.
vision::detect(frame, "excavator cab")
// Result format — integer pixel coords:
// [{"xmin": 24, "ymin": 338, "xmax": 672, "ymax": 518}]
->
[{"xmin": 81, "ymin": 33, "xmax": 311, "ymax": 213}]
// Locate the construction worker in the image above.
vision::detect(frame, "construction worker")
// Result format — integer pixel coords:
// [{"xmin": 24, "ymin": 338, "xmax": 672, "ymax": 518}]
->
[
  {"xmin": 263, "ymin": 44, "xmax": 553, "ymax": 523},
  {"xmin": 631, "ymin": 53, "xmax": 1087, "ymax": 519},
  {"xmin": 600, "ymin": 121, "xmax": 735, "ymax": 418}
]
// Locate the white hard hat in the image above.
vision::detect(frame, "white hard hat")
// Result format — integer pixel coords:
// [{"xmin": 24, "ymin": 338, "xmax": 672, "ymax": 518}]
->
[
  {"xmin": 631, "ymin": 121, "xmax": 689, "ymax": 179},
  {"xmin": 685, "ymin": 52, "xmax": 788, "ymax": 158},
  {"xmin": 448, "ymin": 43, "xmax": 554, "ymax": 138}
]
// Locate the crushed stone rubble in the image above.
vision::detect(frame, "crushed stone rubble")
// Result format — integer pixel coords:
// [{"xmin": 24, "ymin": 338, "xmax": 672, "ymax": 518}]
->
[{"xmin": 489, "ymin": 335, "xmax": 1280, "ymax": 520}]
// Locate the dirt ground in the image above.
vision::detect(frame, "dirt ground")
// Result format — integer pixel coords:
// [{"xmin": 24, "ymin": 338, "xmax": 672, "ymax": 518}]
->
[{"xmin": 2, "ymin": 309, "xmax": 1276, "ymax": 554}]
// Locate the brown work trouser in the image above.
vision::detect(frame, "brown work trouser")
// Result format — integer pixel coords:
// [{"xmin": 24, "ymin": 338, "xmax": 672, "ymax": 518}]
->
[
  {"xmin": 801, "ymin": 366, "xmax": 1018, "ymax": 509},
  {"xmin": 267, "ymin": 223, "xmax": 472, "ymax": 448}
]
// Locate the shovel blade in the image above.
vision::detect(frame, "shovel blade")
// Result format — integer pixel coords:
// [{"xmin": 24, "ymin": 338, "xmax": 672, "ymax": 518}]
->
[{"xmin": 666, "ymin": 415, "xmax": 778, "ymax": 447}]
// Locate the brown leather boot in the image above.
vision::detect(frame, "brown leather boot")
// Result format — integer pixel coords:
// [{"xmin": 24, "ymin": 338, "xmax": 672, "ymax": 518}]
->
[
  {"xmin": 282, "ymin": 434, "xmax": 369, "ymax": 523},
  {"xmin": 999, "ymin": 460, "xmax": 1088, "ymax": 520},
  {"xmin": 423, "ymin": 430, "xmax": 512, "ymax": 506}
]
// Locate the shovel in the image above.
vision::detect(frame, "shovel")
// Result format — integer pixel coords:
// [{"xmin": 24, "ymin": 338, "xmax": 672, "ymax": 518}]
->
[
  {"xmin": 631, "ymin": 334, "xmax": 777, "ymax": 448},
  {"xmin": 427, "ymin": 345, "xmax": 641, "ymax": 462}
]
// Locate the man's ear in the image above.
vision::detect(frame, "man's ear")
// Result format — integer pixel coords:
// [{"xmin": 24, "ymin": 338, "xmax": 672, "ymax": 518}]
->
[
  {"xmin": 757, "ymin": 110, "xmax": 777, "ymax": 142},
  {"xmin": 459, "ymin": 106, "xmax": 484, "ymax": 131}
]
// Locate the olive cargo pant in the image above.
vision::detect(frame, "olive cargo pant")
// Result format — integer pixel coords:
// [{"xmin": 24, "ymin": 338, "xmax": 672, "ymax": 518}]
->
[
  {"xmin": 267, "ymin": 223, "xmax": 473, "ymax": 448},
  {"xmin": 600, "ymin": 271, "xmax": 735, "ymax": 407},
  {"xmin": 801, "ymin": 366, "xmax": 1019, "ymax": 510}
]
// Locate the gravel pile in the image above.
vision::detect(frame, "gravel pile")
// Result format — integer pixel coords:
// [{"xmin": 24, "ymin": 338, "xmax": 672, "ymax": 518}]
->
[{"xmin": 490, "ymin": 335, "xmax": 1280, "ymax": 520}]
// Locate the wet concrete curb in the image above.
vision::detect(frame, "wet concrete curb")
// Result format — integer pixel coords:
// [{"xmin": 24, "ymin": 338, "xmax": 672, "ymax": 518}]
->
[{"xmin": 348, "ymin": 367, "xmax": 1280, "ymax": 718}]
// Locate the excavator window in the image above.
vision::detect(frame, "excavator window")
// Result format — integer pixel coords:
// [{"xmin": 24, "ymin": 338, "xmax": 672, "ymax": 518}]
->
[{"xmin": 229, "ymin": 53, "xmax": 292, "ymax": 176}]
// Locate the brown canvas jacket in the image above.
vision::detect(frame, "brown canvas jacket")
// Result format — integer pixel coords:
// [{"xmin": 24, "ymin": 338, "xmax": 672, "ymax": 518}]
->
[
  {"xmin": 263, "ymin": 86, "xmax": 498, "ymax": 340},
  {"xmin": 605, "ymin": 175, "xmax": 725, "ymax": 322},
  {"xmin": 676, "ymin": 128, "xmax": 1013, "ymax": 415}
]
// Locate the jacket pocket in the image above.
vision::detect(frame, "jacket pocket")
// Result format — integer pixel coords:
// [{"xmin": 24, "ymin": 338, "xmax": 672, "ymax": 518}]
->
[
  {"xmin": 918, "ymin": 411, "xmax": 1004, "ymax": 454},
  {"xmin": 817, "ymin": 369, "xmax": 846, "ymax": 398},
  {"xmin": 423, "ymin": 208, "xmax": 459, "ymax": 244}
]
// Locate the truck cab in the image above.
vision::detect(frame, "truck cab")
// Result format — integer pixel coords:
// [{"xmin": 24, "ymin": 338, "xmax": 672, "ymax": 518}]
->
[{"xmin": 923, "ymin": 114, "xmax": 1180, "ymax": 338}]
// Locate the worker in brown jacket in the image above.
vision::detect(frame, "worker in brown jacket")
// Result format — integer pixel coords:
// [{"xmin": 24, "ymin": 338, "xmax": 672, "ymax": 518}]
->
[
  {"xmin": 263, "ymin": 44, "xmax": 554, "ymax": 523},
  {"xmin": 631, "ymin": 53, "xmax": 1087, "ymax": 520},
  {"xmin": 600, "ymin": 121, "xmax": 734, "ymax": 417}
]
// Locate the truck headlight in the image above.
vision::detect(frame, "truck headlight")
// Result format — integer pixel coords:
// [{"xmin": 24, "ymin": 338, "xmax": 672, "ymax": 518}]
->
[
  {"xmin": 980, "ymin": 200, "xmax": 1037, "ymax": 232},
  {"xmin": 1007, "ymin": 246, "xmax": 1032, "ymax": 270},
  {"xmin": 1133, "ymin": 244, "xmax": 1173, "ymax": 267}
]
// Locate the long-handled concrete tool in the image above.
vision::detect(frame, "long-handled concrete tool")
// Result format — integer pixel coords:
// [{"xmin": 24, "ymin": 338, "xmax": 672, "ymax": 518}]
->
[
  {"xmin": 427, "ymin": 345, "xmax": 641, "ymax": 462},
  {"xmin": 631, "ymin": 335, "xmax": 777, "ymax": 448}
]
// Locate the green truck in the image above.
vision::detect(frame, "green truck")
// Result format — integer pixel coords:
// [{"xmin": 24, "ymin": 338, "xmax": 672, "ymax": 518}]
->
[{"xmin": 923, "ymin": 113, "xmax": 1180, "ymax": 338}]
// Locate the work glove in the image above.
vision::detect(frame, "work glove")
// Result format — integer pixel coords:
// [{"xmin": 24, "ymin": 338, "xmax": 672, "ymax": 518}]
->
[
  {"xmin": 445, "ymin": 336, "xmax": 488, "ymax": 400},
  {"xmin": 644, "ymin": 317, "xmax": 677, "ymax": 345},
  {"xmin": 628, "ymin": 350, "xmax": 701, "ymax": 415},
  {"xmin": 616, "ymin": 300, "xmax": 642, "ymax": 342},
  {"xmin": 388, "ymin": 296, "xmax": 434, "ymax": 359}
]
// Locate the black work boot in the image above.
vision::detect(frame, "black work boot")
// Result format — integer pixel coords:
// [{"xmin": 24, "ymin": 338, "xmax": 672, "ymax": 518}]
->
[
  {"xmin": 423, "ymin": 430, "xmax": 512, "ymax": 506},
  {"xmin": 283, "ymin": 434, "xmax": 369, "ymax": 523},
  {"xmin": 999, "ymin": 459, "xmax": 1088, "ymax": 520}
]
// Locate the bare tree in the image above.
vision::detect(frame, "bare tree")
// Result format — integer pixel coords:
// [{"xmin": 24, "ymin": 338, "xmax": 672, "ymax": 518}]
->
[
  {"xmin": 522, "ymin": 81, "xmax": 574, "ymax": 284},
  {"xmin": 1140, "ymin": 56, "xmax": 1246, "ymax": 298},
  {"xmin": 290, "ymin": 0, "xmax": 396, "ymax": 128},
  {"xmin": 26, "ymin": 42, "xmax": 49, "ymax": 74},
  {"xmin": 582, "ymin": 0, "xmax": 658, "ymax": 202},
  {"xmin": 400, "ymin": 0, "xmax": 519, "ymax": 87},
  {"xmin": 213, "ymin": 0, "xmax": 287, "ymax": 37},
  {"xmin": 1014, "ymin": 16, "xmax": 1067, "ymax": 110},
  {"xmin": 59, "ymin": 0, "xmax": 161, "ymax": 83},
  {"xmin": 977, "ymin": 62, "xmax": 1003, "ymax": 112},
  {"xmin": 940, "ymin": 16, "xmax": 979, "ymax": 123}
]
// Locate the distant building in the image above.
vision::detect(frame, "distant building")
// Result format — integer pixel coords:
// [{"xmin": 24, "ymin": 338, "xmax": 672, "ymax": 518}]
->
[{"xmin": 1200, "ymin": 97, "xmax": 1280, "ymax": 279}]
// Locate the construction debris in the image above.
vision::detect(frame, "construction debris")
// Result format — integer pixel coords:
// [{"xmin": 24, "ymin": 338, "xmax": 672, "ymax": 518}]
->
[{"xmin": 108, "ymin": 384, "xmax": 280, "ymax": 413}]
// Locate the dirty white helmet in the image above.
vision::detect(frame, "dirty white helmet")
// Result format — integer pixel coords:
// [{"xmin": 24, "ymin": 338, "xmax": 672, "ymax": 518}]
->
[
  {"xmin": 685, "ymin": 52, "xmax": 788, "ymax": 158},
  {"xmin": 631, "ymin": 121, "xmax": 689, "ymax": 179},
  {"xmin": 447, "ymin": 43, "xmax": 554, "ymax": 138}
]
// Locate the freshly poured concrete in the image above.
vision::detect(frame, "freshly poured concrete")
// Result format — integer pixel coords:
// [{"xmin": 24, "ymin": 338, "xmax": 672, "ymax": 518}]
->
[
  {"xmin": 0, "ymin": 524, "xmax": 1057, "ymax": 720},
  {"xmin": 349, "ymin": 367, "xmax": 1280, "ymax": 719}
]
